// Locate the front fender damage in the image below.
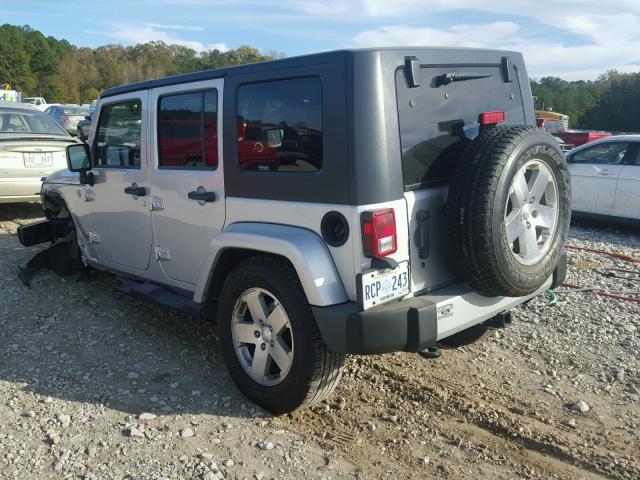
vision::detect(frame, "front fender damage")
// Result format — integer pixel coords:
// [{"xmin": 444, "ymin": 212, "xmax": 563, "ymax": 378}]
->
[{"xmin": 17, "ymin": 194, "xmax": 88, "ymax": 287}]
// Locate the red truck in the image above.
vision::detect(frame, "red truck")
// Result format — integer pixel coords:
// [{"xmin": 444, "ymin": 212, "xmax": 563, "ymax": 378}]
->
[{"xmin": 535, "ymin": 114, "xmax": 611, "ymax": 148}]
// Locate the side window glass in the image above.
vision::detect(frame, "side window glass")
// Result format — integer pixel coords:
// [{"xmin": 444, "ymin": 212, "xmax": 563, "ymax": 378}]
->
[
  {"xmin": 628, "ymin": 144, "xmax": 640, "ymax": 166},
  {"xmin": 157, "ymin": 89, "xmax": 218, "ymax": 169},
  {"xmin": 570, "ymin": 143, "xmax": 629, "ymax": 166},
  {"xmin": 237, "ymin": 77, "xmax": 322, "ymax": 172},
  {"xmin": 94, "ymin": 100, "xmax": 142, "ymax": 168}
]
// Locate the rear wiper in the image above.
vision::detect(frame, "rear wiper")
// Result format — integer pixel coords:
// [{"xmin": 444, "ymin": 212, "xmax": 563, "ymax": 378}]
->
[{"xmin": 435, "ymin": 72, "xmax": 492, "ymax": 87}]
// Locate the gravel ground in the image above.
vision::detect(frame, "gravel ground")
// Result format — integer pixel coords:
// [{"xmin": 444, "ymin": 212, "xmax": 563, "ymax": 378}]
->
[{"xmin": 0, "ymin": 203, "xmax": 638, "ymax": 480}]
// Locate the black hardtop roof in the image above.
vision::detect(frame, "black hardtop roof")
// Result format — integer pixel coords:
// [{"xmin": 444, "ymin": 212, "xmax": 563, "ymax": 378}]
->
[{"xmin": 100, "ymin": 46, "xmax": 521, "ymax": 99}]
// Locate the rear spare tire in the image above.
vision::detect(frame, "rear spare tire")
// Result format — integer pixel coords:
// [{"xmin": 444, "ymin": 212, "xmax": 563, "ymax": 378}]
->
[{"xmin": 444, "ymin": 125, "xmax": 571, "ymax": 297}]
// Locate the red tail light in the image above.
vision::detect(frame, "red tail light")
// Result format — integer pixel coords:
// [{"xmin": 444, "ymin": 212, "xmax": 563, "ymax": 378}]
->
[
  {"xmin": 479, "ymin": 111, "xmax": 505, "ymax": 125},
  {"xmin": 361, "ymin": 208, "xmax": 397, "ymax": 258}
]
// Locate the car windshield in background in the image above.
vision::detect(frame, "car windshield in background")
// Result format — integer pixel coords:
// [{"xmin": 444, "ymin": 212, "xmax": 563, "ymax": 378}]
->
[
  {"xmin": 0, "ymin": 108, "xmax": 68, "ymax": 135},
  {"xmin": 62, "ymin": 106, "xmax": 89, "ymax": 116}
]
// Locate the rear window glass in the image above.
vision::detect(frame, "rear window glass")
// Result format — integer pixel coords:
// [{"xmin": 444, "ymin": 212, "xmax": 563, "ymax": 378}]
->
[
  {"xmin": 396, "ymin": 65, "xmax": 524, "ymax": 190},
  {"xmin": 158, "ymin": 90, "xmax": 218, "ymax": 168},
  {"xmin": 237, "ymin": 77, "xmax": 322, "ymax": 173},
  {"xmin": 0, "ymin": 108, "xmax": 68, "ymax": 135}
]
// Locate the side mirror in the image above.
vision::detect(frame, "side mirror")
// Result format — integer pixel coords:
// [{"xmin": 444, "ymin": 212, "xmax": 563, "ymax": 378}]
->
[{"xmin": 66, "ymin": 143, "xmax": 95, "ymax": 186}]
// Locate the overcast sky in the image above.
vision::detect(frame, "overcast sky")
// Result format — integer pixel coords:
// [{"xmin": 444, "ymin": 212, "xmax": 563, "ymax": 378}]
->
[{"xmin": 3, "ymin": 0, "xmax": 640, "ymax": 80}]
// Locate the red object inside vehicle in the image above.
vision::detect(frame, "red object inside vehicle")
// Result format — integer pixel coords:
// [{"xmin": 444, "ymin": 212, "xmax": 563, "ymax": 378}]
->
[
  {"xmin": 158, "ymin": 118, "xmax": 218, "ymax": 167},
  {"xmin": 237, "ymin": 119, "xmax": 280, "ymax": 171}
]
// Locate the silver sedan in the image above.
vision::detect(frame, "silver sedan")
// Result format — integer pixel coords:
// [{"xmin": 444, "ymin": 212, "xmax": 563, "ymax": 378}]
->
[{"xmin": 0, "ymin": 101, "xmax": 75, "ymax": 204}]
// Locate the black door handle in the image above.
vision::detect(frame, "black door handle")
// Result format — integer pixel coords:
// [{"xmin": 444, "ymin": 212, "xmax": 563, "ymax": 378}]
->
[
  {"xmin": 124, "ymin": 185, "xmax": 147, "ymax": 196},
  {"xmin": 188, "ymin": 190, "xmax": 216, "ymax": 202}
]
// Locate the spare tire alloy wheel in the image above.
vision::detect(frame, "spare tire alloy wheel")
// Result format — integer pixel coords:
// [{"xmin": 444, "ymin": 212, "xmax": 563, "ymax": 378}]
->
[
  {"xmin": 445, "ymin": 125, "xmax": 571, "ymax": 297},
  {"xmin": 505, "ymin": 159, "xmax": 559, "ymax": 265},
  {"xmin": 231, "ymin": 287, "xmax": 294, "ymax": 386}
]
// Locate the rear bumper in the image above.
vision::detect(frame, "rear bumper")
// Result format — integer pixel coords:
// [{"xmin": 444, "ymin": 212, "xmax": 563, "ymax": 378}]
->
[
  {"xmin": 313, "ymin": 254, "xmax": 566, "ymax": 354},
  {"xmin": 0, "ymin": 178, "xmax": 43, "ymax": 202}
]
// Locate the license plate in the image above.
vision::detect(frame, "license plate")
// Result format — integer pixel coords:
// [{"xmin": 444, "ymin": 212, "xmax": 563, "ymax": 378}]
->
[
  {"xmin": 23, "ymin": 152, "xmax": 53, "ymax": 168},
  {"xmin": 358, "ymin": 261, "xmax": 410, "ymax": 310}
]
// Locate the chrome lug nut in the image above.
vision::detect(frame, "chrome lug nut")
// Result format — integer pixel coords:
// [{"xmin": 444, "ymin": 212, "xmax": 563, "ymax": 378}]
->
[{"xmin": 260, "ymin": 343, "xmax": 266, "ymax": 351}]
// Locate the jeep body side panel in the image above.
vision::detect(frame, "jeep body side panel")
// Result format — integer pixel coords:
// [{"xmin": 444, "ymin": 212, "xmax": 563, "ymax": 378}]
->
[
  {"xmin": 194, "ymin": 222, "xmax": 348, "ymax": 306},
  {"xmin": 219, "ymin": 197, "xmax": 410, "ymax": 303}
]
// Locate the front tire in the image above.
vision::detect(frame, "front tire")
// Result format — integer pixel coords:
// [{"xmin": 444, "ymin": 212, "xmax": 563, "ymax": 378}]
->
[{"xmin": 218, "ymin": 256, "xmax": 344, "ymax": 414}]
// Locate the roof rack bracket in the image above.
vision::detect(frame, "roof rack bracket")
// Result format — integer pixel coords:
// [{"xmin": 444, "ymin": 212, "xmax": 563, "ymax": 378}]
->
[
  {"xmin": 404, "ymin": 56, "xmax": 420, "ymax": 88},
  {"xmin": 501, "ymin": 56, "xmax": 513, "ymax": 83}
]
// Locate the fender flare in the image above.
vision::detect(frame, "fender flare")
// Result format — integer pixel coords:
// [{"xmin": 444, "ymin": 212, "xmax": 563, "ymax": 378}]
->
[{"xmin": 194, "ymin": 223, "xmax": 348, "ymax": 307}]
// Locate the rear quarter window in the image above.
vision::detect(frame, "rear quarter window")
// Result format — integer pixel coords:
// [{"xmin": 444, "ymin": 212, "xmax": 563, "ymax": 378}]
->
[{"xmin": 237, "ymin": 77, "xmax": 323, "ymax": 173}]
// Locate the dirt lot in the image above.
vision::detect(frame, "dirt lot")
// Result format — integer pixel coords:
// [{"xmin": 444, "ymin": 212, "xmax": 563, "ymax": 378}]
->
[{"xmin": 1, "ymin": 203, "xmax": 638, "ymax": 480}]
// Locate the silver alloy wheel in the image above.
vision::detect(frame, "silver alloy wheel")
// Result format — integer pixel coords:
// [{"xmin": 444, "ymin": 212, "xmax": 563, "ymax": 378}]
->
[
  {"xmin": 504, "ymin": 159, "xmax": 559, "ymax": 265},
  {"xmin": 231, "ymin": 287, "xmax": 294, "ymax": 386}
]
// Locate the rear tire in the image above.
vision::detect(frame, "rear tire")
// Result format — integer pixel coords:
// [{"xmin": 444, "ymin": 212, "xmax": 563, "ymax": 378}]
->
[
  {"xmin": 444, "ymin": 125, "xmax": 571, "ymax": 297},
  {"xmin": 218, "ymin": 256, "xmax": 344, "ymax": 414}
]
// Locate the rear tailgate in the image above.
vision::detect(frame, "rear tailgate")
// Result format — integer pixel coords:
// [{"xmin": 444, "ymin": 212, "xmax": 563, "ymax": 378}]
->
[{"xmin": 396, "ymin": 58, "xmax": 530, "ymax": 293}]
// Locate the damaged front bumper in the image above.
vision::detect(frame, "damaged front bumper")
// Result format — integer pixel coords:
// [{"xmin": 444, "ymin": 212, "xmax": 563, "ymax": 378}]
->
[{"xmin": 17, "ymin": 219, "xmax": 72, "ymax": 247}]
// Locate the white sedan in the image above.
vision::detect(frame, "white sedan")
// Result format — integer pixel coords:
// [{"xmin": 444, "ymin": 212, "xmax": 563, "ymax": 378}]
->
[
  {"xmin": 566, "ymin": 135, "xmax": 640, "ymax": 221},
  {"xmin": 0, "ymin": 101, "xmax": 74, "ymax": 203}
]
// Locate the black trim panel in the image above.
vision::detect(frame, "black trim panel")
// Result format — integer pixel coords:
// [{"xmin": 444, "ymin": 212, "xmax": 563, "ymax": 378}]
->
[{"xmin": 312, "ymin": 297, "xmax": 437, "ymax": 354}]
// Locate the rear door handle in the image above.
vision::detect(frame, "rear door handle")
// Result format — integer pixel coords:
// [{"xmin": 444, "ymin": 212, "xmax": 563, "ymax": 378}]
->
[
  {"xmin": 188, "ymin": 190, "xmax": 216, "ymax": 202},
  {"xmin": 598, "ymin": 169, "xmax": 612, "ymax": 176},
  {"xmin": 124, "ymin": 185, "xmax": 147, "ymax": 196}
]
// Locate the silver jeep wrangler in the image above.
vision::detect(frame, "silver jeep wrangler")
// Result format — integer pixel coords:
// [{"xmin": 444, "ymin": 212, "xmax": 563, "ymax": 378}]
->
[{"xmin": 18, "ymin": 47, "xmax": 570, "ymax": 414}]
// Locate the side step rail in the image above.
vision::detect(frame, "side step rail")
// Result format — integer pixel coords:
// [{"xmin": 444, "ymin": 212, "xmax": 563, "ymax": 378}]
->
[{"xmin": 116, "ymin": 278, "xmax": 211, "ymax": 319}]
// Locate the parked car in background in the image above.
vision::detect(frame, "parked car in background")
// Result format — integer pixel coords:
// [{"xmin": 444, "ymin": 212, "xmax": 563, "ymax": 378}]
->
[
  {"xmin": 566, "ymin": 135, "xmax": 640, "ymax": 221},
  {"xmin": 21, "ymin": 97, "xmax": 48, "ymax": 111},
  {"xmin": 0, "ymin": 101, "xmax": 74, "ymax": 203},
  {"xmin": 45, "ymin": 104, "xmax": 90, "ymax": 136},
  {"xmin": 76, "ymin": 114, "xmax": 93, "ymax": 142}
]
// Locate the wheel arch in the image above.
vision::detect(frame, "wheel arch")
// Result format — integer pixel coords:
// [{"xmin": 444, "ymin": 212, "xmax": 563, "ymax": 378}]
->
[{"xmin": 195, "ymin": 223, "xmax": 348, "ymax": 307}]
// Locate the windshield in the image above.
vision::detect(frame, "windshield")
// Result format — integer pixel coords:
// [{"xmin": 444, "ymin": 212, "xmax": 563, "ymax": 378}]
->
[
  {"xmin": 62, "ymin": 106, "xmax": 89, "ymax": 116},
  {"xmin": 21, "ymin": 98, "xmax": 37, "ymax": 105},
  {"xmin": 0, "ymin": 108, "xmax": 68, "ymax": 135}
]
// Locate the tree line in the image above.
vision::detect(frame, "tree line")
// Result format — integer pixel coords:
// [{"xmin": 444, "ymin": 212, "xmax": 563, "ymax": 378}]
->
[
  {"xmin": 0, "ymin": 24, "xmax": 276, "ymax": 104},
  {"xmin": 1, "ymin": 24, "xmax": 638, "ymax": 132},
  {"xmin": 531, "ymin": 71, "xmax": 640, "ymax": 132}
]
